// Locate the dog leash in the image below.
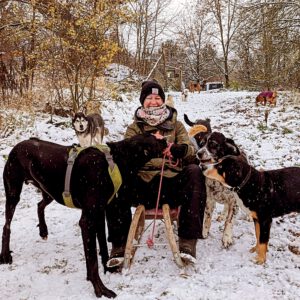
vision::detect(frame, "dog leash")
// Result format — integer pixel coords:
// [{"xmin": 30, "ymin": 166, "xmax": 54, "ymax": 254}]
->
[{"xmin": 146, "ymin": 143, "xmax": 173, "ymax": 248}]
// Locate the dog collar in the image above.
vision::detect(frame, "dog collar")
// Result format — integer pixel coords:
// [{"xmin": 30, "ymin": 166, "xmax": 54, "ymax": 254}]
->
[
  {"xmin": 75, "ymin": 128, "xmax": 88, "ymax": 134},
  {"xmin": 231, "ymin": 166, "xmax": 252, "ymax": 192}
]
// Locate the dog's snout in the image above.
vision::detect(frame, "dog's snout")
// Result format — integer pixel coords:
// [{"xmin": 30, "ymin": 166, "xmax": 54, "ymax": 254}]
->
[{"xmin": 196, "ymin": 147, "xmax": 207, "ymax": 160}]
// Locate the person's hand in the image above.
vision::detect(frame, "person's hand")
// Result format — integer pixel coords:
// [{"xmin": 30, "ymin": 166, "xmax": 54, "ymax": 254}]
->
[
  {"xmin": 170, "ymin": 144, "xmax": 187, "ymax": 159},
  {"xmin": 163, "ymin": 143, "xmax": 173, "ymax": 158},
  {"xmin": 152, "ymin": 131, "xmax": 164, "ymax": 140}
]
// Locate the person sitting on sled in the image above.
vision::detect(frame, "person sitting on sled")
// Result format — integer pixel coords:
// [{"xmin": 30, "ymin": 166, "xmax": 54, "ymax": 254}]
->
[{"xmin": 106, "ymin": 80, "xmax": 207, "ymax": 267}]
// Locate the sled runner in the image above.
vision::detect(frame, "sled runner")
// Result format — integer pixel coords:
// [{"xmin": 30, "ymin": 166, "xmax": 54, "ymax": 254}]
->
[{"xmin": 123, "ymin": 204, "xmax": 184, "ymax": 269}]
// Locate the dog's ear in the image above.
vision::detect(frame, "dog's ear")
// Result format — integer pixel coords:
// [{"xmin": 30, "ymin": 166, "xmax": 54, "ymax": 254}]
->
[
  {"xmin": 225, "ymin": 138, "xmax": 240, "ymax": 156},
  {"xmin": 204, "ymin": 119, "xmax": 212, "ymax": 133},
  {"xmin": 106, "ymin": 142, "xmax": 115, "ymax": 151}
]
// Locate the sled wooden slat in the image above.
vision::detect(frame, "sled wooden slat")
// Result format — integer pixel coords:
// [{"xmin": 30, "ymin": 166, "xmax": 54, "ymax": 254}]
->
[
  {"xmin": 144, "ymin": 207, "xmax": 179, "ymax": 220},
  {"xmin": 123, "ymin": 205, "xmax": 145, "ymax": 269},
  {"xmin": 123, "ymin": 204, "xmax": 184, "ymax": 269},
  {"xmin": 162, "ymin": 204, "xmax": 184, "ymax": 268}
]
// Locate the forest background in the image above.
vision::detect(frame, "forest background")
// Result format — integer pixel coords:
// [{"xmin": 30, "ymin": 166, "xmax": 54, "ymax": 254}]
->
[{"xmin": 0, "ymin": 0, "xmax": 299, "ymax": 116}]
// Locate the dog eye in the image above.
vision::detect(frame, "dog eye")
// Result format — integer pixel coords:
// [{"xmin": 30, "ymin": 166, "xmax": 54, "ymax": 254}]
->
[
  {"xmin": 144, "ymin": 149, "xmax": 149, "ymax": 156},
  {"xmin": 210, "ymin": 141, "xmax": 219, "ymax": 148},
  {"xmin": 198, "ymin": 140, "xmax": 205, "ymax": 148}
]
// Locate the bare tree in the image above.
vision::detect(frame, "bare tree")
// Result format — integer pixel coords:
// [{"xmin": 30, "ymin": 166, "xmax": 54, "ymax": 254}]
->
[
  {"xmin": 121, "ymin": 0, "xmax": 173, "ymax": 75},
  {"xmin": 176, "ymin": 0, "xmax": 214, "ymax": 83},
  {"xmin": 235, "ymin": 0, "xmax": 300, "ymax": 89},
  {"xmin": 206, "ymin": 0, "xmax": 242, "ymax": 87}
]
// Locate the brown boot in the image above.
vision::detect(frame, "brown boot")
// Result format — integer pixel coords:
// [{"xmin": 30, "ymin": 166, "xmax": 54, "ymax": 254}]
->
[{"xmin": 179, "ymin": 238, "xmax": 197, "ymax": 264}]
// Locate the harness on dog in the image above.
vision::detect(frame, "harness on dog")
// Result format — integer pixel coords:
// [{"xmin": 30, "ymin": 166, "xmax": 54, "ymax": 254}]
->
[{"xmin": 62, "ymin": 145, "xmax": 122, "ymax": 208}]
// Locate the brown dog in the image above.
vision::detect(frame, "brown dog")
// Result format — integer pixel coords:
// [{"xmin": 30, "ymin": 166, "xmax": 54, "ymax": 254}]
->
[
  {"xmin": 256, "ymin": 91, "xmax": 277, "ymax": 106},
  {"xmin": 189, "ymin": 81, "xmax": 201, "ymax": 93}
]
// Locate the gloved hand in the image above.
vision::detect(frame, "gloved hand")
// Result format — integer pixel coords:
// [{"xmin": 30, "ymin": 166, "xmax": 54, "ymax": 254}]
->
[{"xmin": 170, "ymin": 144, "xmax": 187, "ymax": 159}]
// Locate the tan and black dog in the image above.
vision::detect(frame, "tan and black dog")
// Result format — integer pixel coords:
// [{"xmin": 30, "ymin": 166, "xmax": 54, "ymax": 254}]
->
[{"xmin": 197, "ymin": 132, "xmax": 300, "ymax": 264}]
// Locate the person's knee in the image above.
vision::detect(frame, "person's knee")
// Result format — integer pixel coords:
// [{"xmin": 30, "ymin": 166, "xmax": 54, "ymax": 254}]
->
[
  {"xmin": 185, "ymin": 164, "xmax": 201, "ymax": 174},
  {"xmin": 184, "ymin": 164, "xmax": 204, "ymax": 181}
]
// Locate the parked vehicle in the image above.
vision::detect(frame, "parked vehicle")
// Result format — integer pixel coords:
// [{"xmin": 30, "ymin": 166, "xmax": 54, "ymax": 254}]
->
[{"xmin": 205, "ymin": 82, "xmax": 224, "ymax": 91}]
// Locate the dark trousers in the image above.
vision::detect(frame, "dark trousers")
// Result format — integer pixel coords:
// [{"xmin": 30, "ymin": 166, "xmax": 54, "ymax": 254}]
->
[{"xmin": 106, "ymin": 164, "xmax": 207, "ymax": 247}]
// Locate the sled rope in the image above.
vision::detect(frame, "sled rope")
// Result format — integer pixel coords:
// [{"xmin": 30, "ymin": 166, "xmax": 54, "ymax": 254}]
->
[{"xmin": 146, "ymin": 142, "xmax": 173, "ymax": 248}]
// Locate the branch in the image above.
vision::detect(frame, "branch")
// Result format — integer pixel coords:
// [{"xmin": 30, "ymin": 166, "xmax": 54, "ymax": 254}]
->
[{"xmin": 0, "ymin": 22, "xmax": 23, "ymax": 31}]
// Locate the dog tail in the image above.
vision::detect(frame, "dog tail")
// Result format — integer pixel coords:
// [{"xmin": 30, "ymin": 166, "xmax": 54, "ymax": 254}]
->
[{"xmin": 183, "ymin": 114, "xmax": 195, "ymax": 127}]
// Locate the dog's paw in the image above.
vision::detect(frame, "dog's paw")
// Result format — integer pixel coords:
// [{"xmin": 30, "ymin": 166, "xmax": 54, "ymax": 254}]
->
[
  {"xmin": 222, "ymin": 235, "xmax": 233, "ymax": 248},
  {"xmin": 252, "ymin": 255, "xmax": 266, "ymax": 265},
  {"xmin": 180, "ymin": 253, "xmax": 197, "ymax": 266},
  {"xmin": 202, "ymin": 228, "xmax": 209, "ymax": 238}
]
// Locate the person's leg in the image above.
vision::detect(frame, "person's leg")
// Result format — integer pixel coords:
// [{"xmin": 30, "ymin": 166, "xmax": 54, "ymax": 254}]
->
[
  {"xmin": 176, "ymin": 164, "xmax": 207, "ymax": 258},
  {"xmin": 178, "ymin": 164, "xmax": 206, "ymax": 239},
  {"xmin": 106, "ymin": 176, "xmax": 156, "ymax": 267},
  {"xmin": 106, "ymin": 191, "xmax": 132, "ymax": 260}
]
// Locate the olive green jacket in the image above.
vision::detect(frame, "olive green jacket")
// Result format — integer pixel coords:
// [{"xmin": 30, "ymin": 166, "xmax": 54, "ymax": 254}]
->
[{"xmin": 124, "ymin": 106, "xmax": 196, "ymax": 182}]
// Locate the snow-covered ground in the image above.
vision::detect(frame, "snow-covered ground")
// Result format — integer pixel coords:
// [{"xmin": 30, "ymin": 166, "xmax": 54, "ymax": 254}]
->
[{"xmin": 0, "ymin": 90, "xmax": 299, "ymax": 299}]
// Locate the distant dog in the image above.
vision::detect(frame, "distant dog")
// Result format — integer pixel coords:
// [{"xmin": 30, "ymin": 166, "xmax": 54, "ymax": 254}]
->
[
  {"xmin": 189, "ymin": 81, "xmax": 201, "ymax": 93},
  {"xmin": 184, "ymin": 121, "xmax": 249, "ymax": 248},
  {"xmin": 256, "ymin": 91, "xmax": 277, "ymax": 106},
  {"xmin": 181, "ymin": 89, "xmax": 189, "ymax": 101},
  {"xmin": 72, "ymin": 111, "xmax": 105, "ymax": 147},
  {"xmin": 198, "ymin": 132, "xmax": 300, "ymax": 264},
  {"xmin": 166, "ymin": 94, "xmax": 175, "ymax": 108}
]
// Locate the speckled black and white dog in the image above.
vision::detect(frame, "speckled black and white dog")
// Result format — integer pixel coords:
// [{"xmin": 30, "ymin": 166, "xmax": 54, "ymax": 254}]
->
[{"xmin": 184, "ymin": 114, "xmax": 250, "ymax": 248}]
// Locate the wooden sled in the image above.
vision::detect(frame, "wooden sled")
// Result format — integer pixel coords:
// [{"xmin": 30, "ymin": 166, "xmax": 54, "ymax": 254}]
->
[{"xmin": 123, "ymin": 204, "xmax": 184, "ymax": 269}]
